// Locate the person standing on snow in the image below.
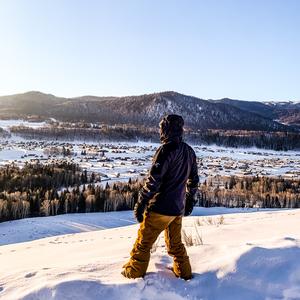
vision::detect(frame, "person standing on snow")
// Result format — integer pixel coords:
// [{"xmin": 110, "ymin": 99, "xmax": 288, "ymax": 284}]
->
[{"xmin": 122, "ymin": 114, "xmax": 199, "ymax": 280}]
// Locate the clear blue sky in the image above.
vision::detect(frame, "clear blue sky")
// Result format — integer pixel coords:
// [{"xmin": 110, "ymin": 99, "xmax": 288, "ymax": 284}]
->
[{"xmin": 0, "ymin": 0, "xmax": 299, "ymax": 101}]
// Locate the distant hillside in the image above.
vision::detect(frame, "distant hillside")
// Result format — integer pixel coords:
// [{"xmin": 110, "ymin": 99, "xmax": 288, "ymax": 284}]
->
[
  {"xmin": 217, "ymin": 98, "xmax": 300, "ymax": 128},
  {"xmin": 216, "ymin": 98, "xmax": 276, "ymax": 119},
  {"xmin": 0, "ymin": 91, "xmax": 297, "ymax": 132},
  {"xmin": 266, "ymin": 102, "xmax": 300, "ymax": 128}
]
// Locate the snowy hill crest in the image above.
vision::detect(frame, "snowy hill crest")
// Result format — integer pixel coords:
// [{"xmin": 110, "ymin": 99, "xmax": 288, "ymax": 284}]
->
[{"xmin": 1, "ymin": 208, "xmax": 300, "ymax": 299}]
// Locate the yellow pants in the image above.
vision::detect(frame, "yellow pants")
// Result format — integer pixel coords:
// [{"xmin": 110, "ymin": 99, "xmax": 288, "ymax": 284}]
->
[{"xmin": 123, "ymin": 211, "xmax": 192, "ymax": 279}]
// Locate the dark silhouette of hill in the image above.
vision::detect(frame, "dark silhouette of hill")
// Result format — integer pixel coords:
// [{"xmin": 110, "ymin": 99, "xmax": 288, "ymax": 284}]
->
[{"xmin": 0, "ymin": 91, "xmax": 298, "ymax": 131}]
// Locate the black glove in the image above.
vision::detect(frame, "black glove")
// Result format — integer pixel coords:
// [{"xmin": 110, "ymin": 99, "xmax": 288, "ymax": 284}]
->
[
  {"xmin": 184, "ymin": 193, "xmax": 196, "ymax": 216},
  {"xmin": 134, "ymin": 201, "xmax": 146, "ymax": 223}
]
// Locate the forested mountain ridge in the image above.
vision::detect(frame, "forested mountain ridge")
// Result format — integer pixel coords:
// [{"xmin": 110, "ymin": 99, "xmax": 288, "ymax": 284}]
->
[
  {"xmin": 217, "ymin": 98, "xmax": 300, "ymax": 127},
  {"xmin": 0, "ymin": 91, "xmax": 299, "ymax": 131}
]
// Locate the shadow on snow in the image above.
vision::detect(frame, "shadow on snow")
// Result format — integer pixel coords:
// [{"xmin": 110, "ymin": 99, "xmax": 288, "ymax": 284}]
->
[{"xmin": 22, "ymin": 245, "xmax": 300, "ymax": 300}]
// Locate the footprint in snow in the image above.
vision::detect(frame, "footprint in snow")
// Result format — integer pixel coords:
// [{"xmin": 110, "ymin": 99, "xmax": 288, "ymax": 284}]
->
[
  {"xmin": 285, "ymin": 237, "xmax": 296, "ymax": 242},
  {"xmin": 159, "ymin": 256, "xmax": 172, "ymax": 264},
  {"xmin": 25, "ymin": 272, "xmax": 37, "ymax": 278}
]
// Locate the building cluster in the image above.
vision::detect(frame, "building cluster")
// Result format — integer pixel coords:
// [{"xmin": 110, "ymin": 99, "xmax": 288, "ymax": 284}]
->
[{"xmin": 0, "ymin": 141, "xmax": 299, "ymax": 185}]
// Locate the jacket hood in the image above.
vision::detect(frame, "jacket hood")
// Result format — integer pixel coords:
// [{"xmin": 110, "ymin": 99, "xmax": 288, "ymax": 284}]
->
[{"xmin": 159, "ymin": 114, "xmax": 184, "ymax": 144}]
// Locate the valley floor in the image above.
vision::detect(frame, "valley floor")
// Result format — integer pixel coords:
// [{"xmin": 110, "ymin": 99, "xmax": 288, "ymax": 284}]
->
[{"xmin": 0, "ymin": 208, "xmax": 300, "ymax": 300}]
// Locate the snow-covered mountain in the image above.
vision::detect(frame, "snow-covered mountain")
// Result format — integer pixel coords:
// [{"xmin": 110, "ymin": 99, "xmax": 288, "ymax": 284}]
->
[
  {"xmin": 0, "ymin": 91, "xmax": 293, "ymax": 131},
  {"xmin": 1, "ymin": 208, "xmax": 300, "ymax": 300},
  {"xmin": 218, "ymin": 98, "xmax": 300, "ymax": 128}
]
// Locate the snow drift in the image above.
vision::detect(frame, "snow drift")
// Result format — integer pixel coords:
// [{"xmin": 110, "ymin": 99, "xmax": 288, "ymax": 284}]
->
[{"xmin": 1, "ymin": 209, "xmax": 300, "ymax": 300}]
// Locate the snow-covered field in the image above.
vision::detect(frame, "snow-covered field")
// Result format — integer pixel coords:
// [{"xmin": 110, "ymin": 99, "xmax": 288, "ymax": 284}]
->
[
  {"xmin": 0, "ymin": 207, "xmax": 278, "ymax": 246},
  {"xmin": 0, "ymin": 119, "xmax": 48, "ymax": 131},
  {"xmin": 0, "ymin": 139, "xmax": 300, "ymax": 183},
  {"xmin": 1, "ymin": 118, "xmax": 300, "ymax": 180},
  {"xmin": 1, "ymin": 208, "xmax": 300, "ymax": 300}
]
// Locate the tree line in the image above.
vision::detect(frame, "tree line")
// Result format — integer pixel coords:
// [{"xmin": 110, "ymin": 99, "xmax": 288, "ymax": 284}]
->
[
  {"xmin": 186, "ymin": 129, "xmax": 300, "ymax": 151},
  {"xmin": 0, "ymin": 163, "xmax": 141, "ymax": 222},
  {"xmin": 10, "ymin": 124, "xmax": 157, "ymax": 142},
  {"xmin": 1, "ymin": 162, "xmax": 300, "ymax": 223},
  {"xmin": 198, "ymin": 175, "xmax": 300, "ymax": 209},
  {"xmin": 10, "ymin": 124, "xmax": 300, "ymax": 150}
]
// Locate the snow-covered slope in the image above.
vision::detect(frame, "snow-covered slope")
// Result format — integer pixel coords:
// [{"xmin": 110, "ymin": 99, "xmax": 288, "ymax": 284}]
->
[
  {"xmin": 0, "ymin": 91, "xmax": 291, "ymax": 131},
  {"xmin": 0, "ymin": 208, "xmax": 279, "ymax": 246},
  {"xmin": 0, "ymin": 211, "xmax": 136, "ymax": 246},
  {"xmin": 1, "ymin": 209, "xmax": 300, "ymax": 300}
]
